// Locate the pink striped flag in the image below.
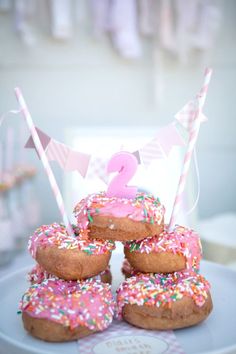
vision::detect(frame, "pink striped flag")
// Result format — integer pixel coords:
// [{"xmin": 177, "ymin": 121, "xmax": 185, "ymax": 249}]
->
[
  {"xmin": 168, "ymin": 68, "xmax": 212, "ymax": 230},
  {"xmin": 175, "ymin": 100, "xmax": 207, "ymax": 132},
  {"xmin": 140, "ymin": 123, "xmax": 185, "ymax": 167},
  {"xmin": 25, "ymin": 127, "xmax": 91, "ymax": 178}
]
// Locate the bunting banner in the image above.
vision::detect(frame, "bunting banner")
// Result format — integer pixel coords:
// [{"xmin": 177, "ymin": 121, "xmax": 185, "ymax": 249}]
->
[
  {"xmin": 25, "ymin": 128, "xmax": 91, "ymax": 178},
  {"xmin": 25, "ymin": 122, "xmax": 185, "ymax": 182},
  {"xmin": 139, "ymin": 122, "xmax": 185, "ymax": 167}
]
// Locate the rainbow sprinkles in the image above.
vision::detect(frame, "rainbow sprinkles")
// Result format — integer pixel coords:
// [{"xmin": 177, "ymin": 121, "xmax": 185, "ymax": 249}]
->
[{"xmin": 28, "ymin": 223, "xmax": 115, "ymax": 258}]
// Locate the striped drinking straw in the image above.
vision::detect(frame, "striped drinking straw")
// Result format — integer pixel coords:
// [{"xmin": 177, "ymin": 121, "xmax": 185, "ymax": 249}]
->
[
  {"xmin": 168, "ymin": 68, "xmax": 213, "ymax": 231},
  {"xmin": 14, "ymin": 87, "xmax": 74, "ymax": 236}
]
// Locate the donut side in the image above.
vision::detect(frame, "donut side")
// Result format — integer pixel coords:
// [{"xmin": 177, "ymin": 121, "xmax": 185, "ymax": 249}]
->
[
  {"xmin": 36, "ymin": 246, "xmax": 112, "ymax": 280},
  {"xmin": 89, "ymin": 216, "xmax": 164, "ymax": 241},
  {"xmin": 22, "ymin": 312, "xmax": 95, "ymax": 342},
  {"xmin": 124, "ymin": 226, "xmax": 202, "ymax": 273},
  {"xmin": 124, "ymin": 248, "xmax": 185, "ymax": 273},
  {"xmin": 28, "ymin": 263, "xmax": 112, "ymax": 285},
  {"xmin": 122, "ymin": 293, "xmax": 213, "ymax": 330}
]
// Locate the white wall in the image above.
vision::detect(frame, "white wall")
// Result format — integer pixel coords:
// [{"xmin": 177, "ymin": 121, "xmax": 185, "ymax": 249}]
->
[{"xmin": 0, "ymin": 0, "xmax": 235, "ymax": 226}]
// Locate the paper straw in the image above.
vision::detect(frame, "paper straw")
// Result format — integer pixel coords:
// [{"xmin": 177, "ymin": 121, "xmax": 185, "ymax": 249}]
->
[
  {"xmin": 14, "ymin": 87, "xmax": 74, "ymax": 236},
  {"xmin": 168, "ymin": 68, "xmax": 212, "ymax": 231}
]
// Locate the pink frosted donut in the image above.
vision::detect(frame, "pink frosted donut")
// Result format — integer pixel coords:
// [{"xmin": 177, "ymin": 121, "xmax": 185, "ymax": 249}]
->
[
  {"xmin": 117, "ymin": 270, "xmax": 213, "ymax": 330},
  {"xmin": 121, "ymin": 258, "xmax": 136, "ymax": 278},
  {"xmin": 20, "ymin": 278, "xmax": 115, "ymax": 341},
  {"xmin": 124, "ymin": 225, "xmax": 202, "ymax": 273},
  {"xmin": 73, "ymin": 192, "xmax": 165, "ymax": 241},
  {"xmin": 28, "ymin": 263, "xmax": 112, "ymax": 285},
  {"xmin": 28, "ymin": 223, "xmax": 115, "ymax": 280}
]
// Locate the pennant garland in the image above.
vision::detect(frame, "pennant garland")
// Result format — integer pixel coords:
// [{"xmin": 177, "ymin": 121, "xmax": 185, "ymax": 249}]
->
[
  {"xmin": 25, "ymin": 128, "xmax": 91, "ymax": 178},
  {"xmin": 25, "ymin": 123, "xmax": 186, "ymax": 182}
]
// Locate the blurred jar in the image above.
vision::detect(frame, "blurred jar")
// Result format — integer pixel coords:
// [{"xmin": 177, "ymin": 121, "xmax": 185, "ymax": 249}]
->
[
  {"xmin": 8, "ymin": 180, "xmax": 26, "ymax": 253},
  {"xmin": 0, "ymin": 192, "xmax": 14, "ymax": 267}
]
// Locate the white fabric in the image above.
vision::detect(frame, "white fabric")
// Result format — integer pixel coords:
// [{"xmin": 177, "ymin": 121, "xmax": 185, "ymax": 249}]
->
[{"xmin": 50, "ymin": 0, "xmax": 73, "ymax": 39}]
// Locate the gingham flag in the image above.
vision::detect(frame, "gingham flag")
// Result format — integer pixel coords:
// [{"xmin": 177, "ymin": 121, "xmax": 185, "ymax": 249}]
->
[
  {"xmin": 139, "ymin": 123, "xmax": 185, "ymax": 168},
  {"xmin": 87, "ymin": 151, "xmax": 141, "ymax": 184},
  {"xmin": 175, "ymin": 100, "xmax": 207, "ymax": 132},
  {"xmin": 25, "ymin": 127, "xmax": 91, "ymax": 178},
  {"xmin": 86, "ymin": 155, "xmax": 109, "ymax": 184}
]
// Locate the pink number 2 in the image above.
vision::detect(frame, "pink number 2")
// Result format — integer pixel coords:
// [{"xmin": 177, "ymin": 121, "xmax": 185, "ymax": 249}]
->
[{"xmin": 106, "ymin": 151, "xmax": 138, "ymax": 199}]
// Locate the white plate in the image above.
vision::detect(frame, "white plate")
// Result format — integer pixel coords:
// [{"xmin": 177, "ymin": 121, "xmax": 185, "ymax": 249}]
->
[{"xmin": 0, "ymin": 258, "xmax": 236, "ymax": 354}]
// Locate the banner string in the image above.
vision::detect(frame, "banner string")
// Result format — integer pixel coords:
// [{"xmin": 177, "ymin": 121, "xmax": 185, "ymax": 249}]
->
[
  {"xmin": 185, "ymin": 148, "xmax": 200, "ymax": 216},
  {"xmin": 0, "ymin": 109, "xmax": 21, "ymax": 128}
]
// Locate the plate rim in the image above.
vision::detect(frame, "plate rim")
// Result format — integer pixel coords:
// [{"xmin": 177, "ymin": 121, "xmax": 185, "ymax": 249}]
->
[{"xmin": 0, "ymin": 261, "xmax": 236, "ymax": 354}]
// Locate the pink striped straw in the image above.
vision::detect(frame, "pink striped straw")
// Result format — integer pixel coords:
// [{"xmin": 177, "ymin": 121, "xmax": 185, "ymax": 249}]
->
[
  {"xmin": 14, "ymin": 87, "xmax": 74, "ymax": 236},
  {"xmin": 168, "ymin": 68, "xmax": 213, "ymax": 231}
]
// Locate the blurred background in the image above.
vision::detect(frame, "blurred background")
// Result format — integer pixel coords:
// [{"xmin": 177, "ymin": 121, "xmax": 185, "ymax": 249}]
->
[{"xmin": 0, "ymin": 0, "xmax": 236, "ymax": 270}]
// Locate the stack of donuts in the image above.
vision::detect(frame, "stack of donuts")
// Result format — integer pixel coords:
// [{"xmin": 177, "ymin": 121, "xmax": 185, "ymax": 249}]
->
[
  {"xmin": 120, "ymin": 224, "xmax": 213, "ymax": 330},
  {"xmin": 19, "ymin": 221, "xmax": 116, "ymax": 341},
  {"xmin": 19, "ymin": 190, "xmax": 213, "ymax": 342},
  {"xmin": 73, "ymin": 191, "xmax": 212, "ymax": 331}
]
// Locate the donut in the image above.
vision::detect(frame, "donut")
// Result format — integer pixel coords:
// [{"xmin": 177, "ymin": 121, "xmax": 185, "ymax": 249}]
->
[
  {"xmin": 124, "ymin": 225, "xmax": 202, "ymax": 273},
  {"xmin": 20, "ymin": 278, "xmax": 115, "ymax": 342},
  {"xmin": 28, "ymin": 223, "xmax": 115, "ymax": 280},
  {"xmin": 73, "ymin": 192, "xmax": 165, "ymax": 241},
  {"xmin": 27, "ymin": 263, "xmax": 112, "ymax": 285},
  {"xmin": 121, "ymin": 258, "xmax": 136, "ymax": 278},
  {"xmin": 116, "ymin": 270, "xmax": 213, "ymax": 330}
]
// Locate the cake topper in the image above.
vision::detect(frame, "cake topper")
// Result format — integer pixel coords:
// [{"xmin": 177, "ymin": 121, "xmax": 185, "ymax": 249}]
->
[{"xmin": 106, "ymin": 151, "xmax": 138, "ymax": 199}]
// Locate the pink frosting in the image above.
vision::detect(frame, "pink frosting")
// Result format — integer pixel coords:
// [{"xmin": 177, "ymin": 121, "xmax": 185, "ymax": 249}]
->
[
  {"xmin": 28, "ymin": 223, "xmax": 115, "ymax": 258},
  {"xmin": 74, "ymin": 192, "xmax": 165, "ymax": 230},
  {"xmin": 20, "ymin": 278, "xmax": 115, "ymax": 331},
  {"xmin": 124, "ymin": 225, "xmax": 202, "ymax": 271}
]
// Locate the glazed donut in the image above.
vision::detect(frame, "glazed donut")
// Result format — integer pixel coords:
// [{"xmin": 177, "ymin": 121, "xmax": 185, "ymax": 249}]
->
[
  {"xmin": 124, "ymin": 225, "xmax": 202, "ymax": 273},
  {"xmin": 28, "ymin": 263, "xmax": 112, "ymax": 285},
  {"xmin": 20, "ymin": 278, "xmax": 115, "ymax": 342},
  {"xmin": 28, "ymin": 223, "xmax": 115, "ymax": 280},
  {"xmin": 117, "ymin": 270, "xmax": 213, "ymax": 330},
  {"xmin": 74, "ymin": 192, "xmax": 165, "ymax": 241}
]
